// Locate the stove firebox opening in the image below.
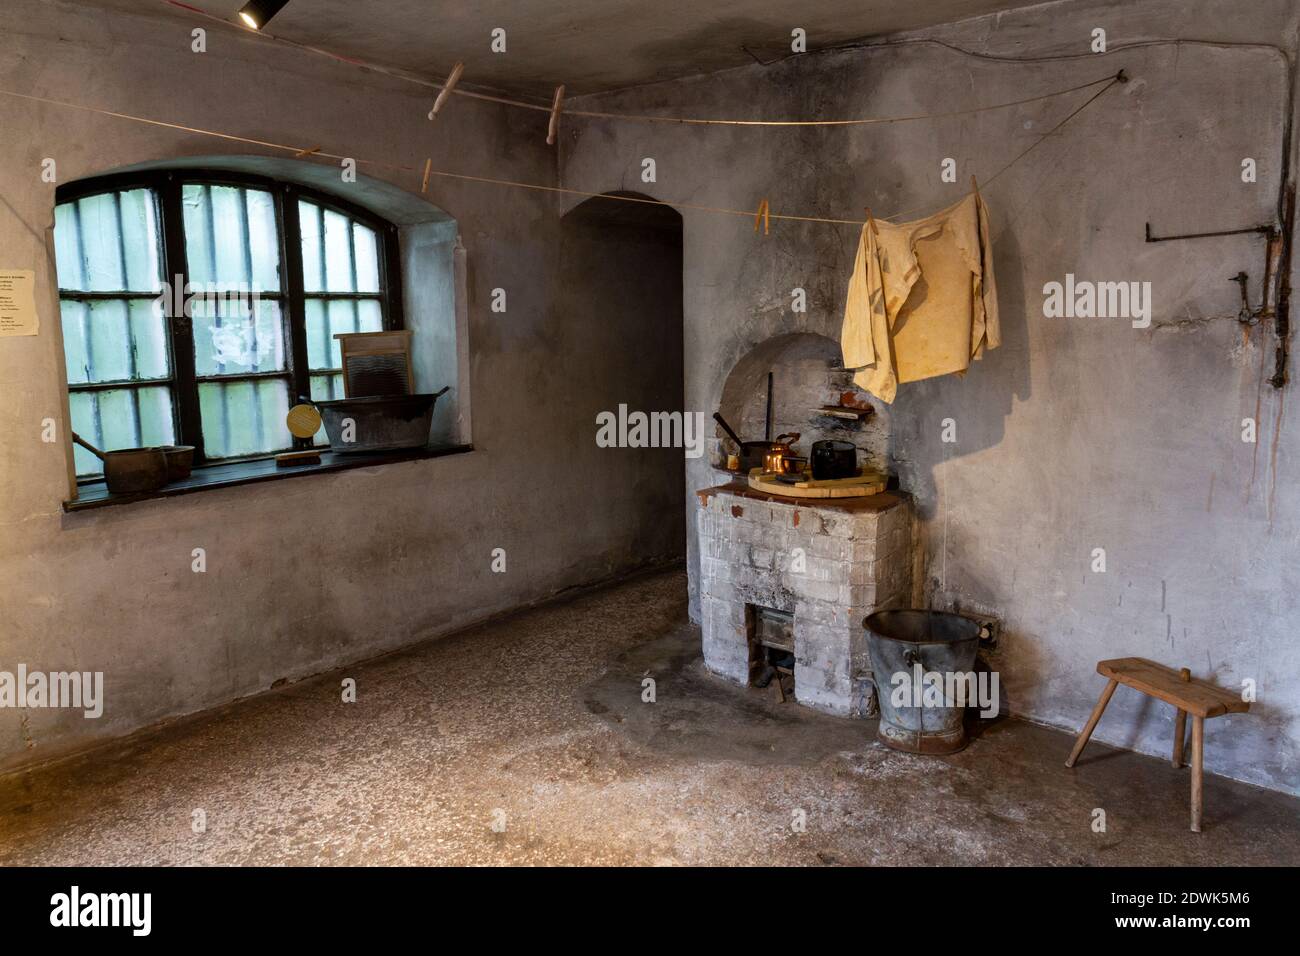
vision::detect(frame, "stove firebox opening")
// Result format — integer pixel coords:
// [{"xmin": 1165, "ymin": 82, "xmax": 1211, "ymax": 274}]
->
[{"xmin": 748, "ymin": 605, "xmax": 796, "ymax": 701}]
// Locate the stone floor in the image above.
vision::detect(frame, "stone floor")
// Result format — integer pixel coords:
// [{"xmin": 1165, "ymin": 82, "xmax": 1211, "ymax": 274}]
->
[{"xmin": 1, "ymin": 569, "xmax": 1297, "ymax": 866}]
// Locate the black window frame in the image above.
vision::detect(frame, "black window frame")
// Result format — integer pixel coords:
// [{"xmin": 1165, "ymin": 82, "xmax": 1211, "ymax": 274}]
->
[{"xmin": 55, "ymin": 169, "xmax": 405, "ymax": 475}]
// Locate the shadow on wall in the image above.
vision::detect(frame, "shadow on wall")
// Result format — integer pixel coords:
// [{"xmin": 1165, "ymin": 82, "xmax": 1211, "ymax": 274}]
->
[
  {"xmin": 558, "ymin": 191, "xmax": 687, "ymax": 566},
  {"xmin": 890, "ymin": 228, "xmax": 1032, "ymax": 521}
]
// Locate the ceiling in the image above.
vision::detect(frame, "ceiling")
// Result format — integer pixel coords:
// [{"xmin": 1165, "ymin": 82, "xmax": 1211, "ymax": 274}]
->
[{"xmin": 120, "ymin": 0, "xmax": 1045, "ymax": 97}]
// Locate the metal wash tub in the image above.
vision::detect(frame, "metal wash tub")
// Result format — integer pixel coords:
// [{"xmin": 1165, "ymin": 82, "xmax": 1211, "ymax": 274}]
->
[
  {"xmin": 864, "ymin": 609, "xmax": 983, "ymax": 754},
  {"xmin": 317, "ymin": 388, "xmax": 449, "ymax": 453}
]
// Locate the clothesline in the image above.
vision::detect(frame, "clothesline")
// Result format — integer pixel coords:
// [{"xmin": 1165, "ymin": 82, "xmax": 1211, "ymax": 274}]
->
[
  {"xmin": 444, "ymin": 74, "xmax": 1120, "ymax": 128},
  {"xmin": 160, "ymin": 0, "xmax": 1117, "ymax": 130},
  {"xmin": 0, "ymin": 72, "xmax": 1122, "ymax": 230}
]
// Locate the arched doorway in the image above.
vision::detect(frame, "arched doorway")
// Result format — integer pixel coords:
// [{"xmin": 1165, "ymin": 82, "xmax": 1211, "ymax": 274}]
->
[{"xmin": 559, "ymin": 192, "xmax": 686, "ymax": 568}]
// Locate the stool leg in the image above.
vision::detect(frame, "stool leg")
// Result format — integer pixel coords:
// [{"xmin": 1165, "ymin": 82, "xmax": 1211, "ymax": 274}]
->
[
  {"xmin": 1172, "ymin": 707, "xmax": 1187, "ymax": 768},
  {"xmin": 1066, "ymin": 679, "xmax": 1118, "ymax": 768},
  {"xmin": 1190, "ymin": 716, "xmax": 1205, "ymax": 832}
]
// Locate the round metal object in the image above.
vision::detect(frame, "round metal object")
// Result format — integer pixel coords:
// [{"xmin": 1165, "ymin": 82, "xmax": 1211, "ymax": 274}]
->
[{"xmin": 285, "ymin": 403, "xmax": 323, "ymax": 439}]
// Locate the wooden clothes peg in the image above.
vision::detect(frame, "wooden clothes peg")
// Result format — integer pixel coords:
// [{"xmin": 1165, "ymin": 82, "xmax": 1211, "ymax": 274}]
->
[
  {"xmin": 546, "ymin": 85, "xmax": 566, "ymax": 145},
  {"xmin": 864, "ymin": 206, "xmax": 880, "ymax": 237},
  {"xmin": 421, "ymin": 158, "xmax": 432, "ymax": 194},
  {"xmin": 428, "ymin": 62, "xmax": 465, "ymax": 120},
  {"xmin": 753, "ymin": 198, "xmax": 770, "ymax": 235},
  {"xmin": 971, "ymin": 174, "xmax": 981, "ymax": 200}
]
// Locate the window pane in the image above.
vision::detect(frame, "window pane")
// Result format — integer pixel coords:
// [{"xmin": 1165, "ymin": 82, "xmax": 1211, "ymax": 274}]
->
[
  {"xmin": 353, "ymin": 222, "xmax": 380, "ymax": 293},
  {"xmin": 53, "ymin": 203, "xmax": 85, "ymax": 291},
  {"xmin": 183, "ymin": 184, "xmax": 281, "ymax": 293},
  {"xmin": 191, "ymin": 297, "xmax": 286, "ymax": 377},
  {"xmin": 309, "ymin": 373, "xmax": 344, "ymax": 446},
  {"xmin": 69, "ymin": 386, "xmax": 176, "ymax": 477},
  {"xmin": 323, "ymin": 209, "xmax": 353, "ymax": 292},
  {"xmin": 59, "ymin": 297, "xmax": 170, "ymax": 385},
  {"xmin": 305, "ymin": 298, "xmax": 382, "ymax": 370},
  {"xmin": 299, "ymin": 200, "xmax": 381, "ymax": 293},
  {"xmin": 309, "ymin": 373, "xmax": 344, "ymax": 401},
  {"xmin": 198, "ymin": 378, "xmax": 291, "ymax": 458},
  {"xmin": 299, "ymin": 200, "xmax": 323, "ymax": 292},
  {"xmin": 54, "ymin": 189, "xmax": 161, "ymax": 293}
]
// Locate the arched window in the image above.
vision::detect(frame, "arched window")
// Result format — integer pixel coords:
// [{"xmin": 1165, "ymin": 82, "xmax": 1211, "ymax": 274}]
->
[{"xmin": 54, "ymin": 171, "xmax": 403, "ymax": 476}]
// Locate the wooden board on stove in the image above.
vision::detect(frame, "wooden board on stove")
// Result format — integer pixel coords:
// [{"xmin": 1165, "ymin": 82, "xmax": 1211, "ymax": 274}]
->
[{"xmin": 747, "ymin": 467, "xmax": 888, "ymax": 498}]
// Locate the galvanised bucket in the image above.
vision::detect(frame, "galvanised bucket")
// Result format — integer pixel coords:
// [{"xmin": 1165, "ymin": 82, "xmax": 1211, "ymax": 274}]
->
[{"xmin": 864, "ymin": 610, "xmax": 982, "ymax": 754}]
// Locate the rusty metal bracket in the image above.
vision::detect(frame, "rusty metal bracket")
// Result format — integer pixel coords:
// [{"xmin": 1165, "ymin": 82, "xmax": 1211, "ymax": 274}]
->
[
  {"xmin": 1144, "ymin": 222, "xmax": 1274, "ymax": 243},
  {"xmin": 1144, "ymin": 217, "xmax": 1290, "ymax": 387}
]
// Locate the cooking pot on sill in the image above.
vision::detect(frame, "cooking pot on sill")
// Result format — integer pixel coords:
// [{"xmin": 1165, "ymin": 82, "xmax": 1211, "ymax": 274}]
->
[{"xmin": 71, "ymin": 433, "xmax": 169, "ymax": 495}]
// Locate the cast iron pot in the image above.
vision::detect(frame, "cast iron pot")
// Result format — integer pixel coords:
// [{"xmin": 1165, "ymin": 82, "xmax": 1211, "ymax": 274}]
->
[
  {"xmin": 811, "ymin": 439, "xmax": 857, "ymax": 480},
  {"xmin": 160, "ymin": 445, "xmax": 195, "ymax": 482},
  {"xmin": 72, "ymin": 433, "xmax": 169, "ymax": 495}
]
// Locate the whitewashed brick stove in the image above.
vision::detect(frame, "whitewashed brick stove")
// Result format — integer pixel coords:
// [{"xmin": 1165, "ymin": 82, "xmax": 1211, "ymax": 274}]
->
[{"xmin": 696, "ymin": 481, "xmax": 913, "ymax": 717}]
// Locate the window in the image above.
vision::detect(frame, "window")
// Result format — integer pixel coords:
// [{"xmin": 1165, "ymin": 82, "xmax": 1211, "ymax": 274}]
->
[{"xmin": 54, "ymin": 171, "xmax": 402, "ymax": 478}]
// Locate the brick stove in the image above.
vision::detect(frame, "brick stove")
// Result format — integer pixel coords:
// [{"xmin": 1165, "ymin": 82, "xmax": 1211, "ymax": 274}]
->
[{"xmin": 696, "ymin": 482, "xmax": 913, "ymax": 717}]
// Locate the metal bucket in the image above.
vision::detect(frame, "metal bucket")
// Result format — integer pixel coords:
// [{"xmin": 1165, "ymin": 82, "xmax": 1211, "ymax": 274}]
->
[
  {"xmin": 864, "ymin": 609, "xmax": 982, "ymax": 754},
  {"xmin": 317, "ymin": 389, "xmax": 447, "ymax": 453}
]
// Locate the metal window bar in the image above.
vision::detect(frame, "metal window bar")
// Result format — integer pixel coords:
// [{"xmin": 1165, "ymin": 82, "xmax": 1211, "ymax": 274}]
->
[
  {"xmin": 200, "ymin": 184, "xmax": 230, "ymax": 448},
  {"xmin": 111, "ymin": 191, "xmax": 143, "ymax": 446}
]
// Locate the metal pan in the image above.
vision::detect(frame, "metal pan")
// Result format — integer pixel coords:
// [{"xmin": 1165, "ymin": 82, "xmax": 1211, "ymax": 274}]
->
[
  {"xmin": 713, "ymin": 411, "xmax": 778, "ymax": 472},
  {"xmin": 72, "ymin": 433, "xmax": 169, "ymax": 495}
]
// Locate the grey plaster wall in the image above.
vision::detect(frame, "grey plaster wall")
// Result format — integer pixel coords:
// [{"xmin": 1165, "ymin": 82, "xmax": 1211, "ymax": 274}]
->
[
  {"xmin": 561, "ymin": 0, "xmax": 1300, "ymax": 794},
  {"xmin": 0, "ymin": 0, "xmax": 682, "ymax": 771}
]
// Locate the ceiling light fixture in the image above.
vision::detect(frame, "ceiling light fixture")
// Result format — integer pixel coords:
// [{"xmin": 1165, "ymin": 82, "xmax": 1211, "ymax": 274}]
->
[{"xmin": 236, "ymin": 0, "xmax": 290, "ymax": 30}]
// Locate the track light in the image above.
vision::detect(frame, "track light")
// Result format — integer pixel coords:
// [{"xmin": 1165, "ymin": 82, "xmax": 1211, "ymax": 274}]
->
[{"xmin": 236, "ymin": 0, "xmax": 290, "ymax": 30}]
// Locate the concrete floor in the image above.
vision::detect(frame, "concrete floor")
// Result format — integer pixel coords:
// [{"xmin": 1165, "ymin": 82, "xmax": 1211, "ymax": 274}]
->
[{"xmin": 1, "ymin": 569, "xmax": 1297, "ymax": 866}]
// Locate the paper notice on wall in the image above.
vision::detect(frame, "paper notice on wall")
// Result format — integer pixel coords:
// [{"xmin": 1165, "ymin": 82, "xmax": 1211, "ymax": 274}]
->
[{"xmin": 0, "ymin": 270, "xmax": 39, "ymax": 336}]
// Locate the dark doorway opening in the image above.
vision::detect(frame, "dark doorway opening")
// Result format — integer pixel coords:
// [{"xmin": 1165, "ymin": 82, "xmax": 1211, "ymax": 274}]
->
[{"xmin": 559, "ymin": 192, "xmax": 686, "ymax": 568}]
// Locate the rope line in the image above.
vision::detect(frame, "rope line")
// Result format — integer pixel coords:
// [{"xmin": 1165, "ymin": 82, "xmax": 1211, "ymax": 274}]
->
[
  {"xmin": 0, "ymin": 73, "xmax": 1122, "ymax": 228},
  {"xmin": 159, "ymin": 0, "xmax": 1117, "ymax": 130},
  {"xmin": 986, "ymin": 76, "xmax": 1124, "ymax": 187},
  {"xmin": 884, "ymin": 74, "xmax": 1126, "ymax": 221},
  {"xmin": 454, "ymin": 74, "xmax": 1119, "ymax": 126}
]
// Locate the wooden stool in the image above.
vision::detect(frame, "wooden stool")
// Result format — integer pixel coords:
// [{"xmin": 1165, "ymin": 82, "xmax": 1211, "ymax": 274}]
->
[{"xmin": 1065, "ymin": 657, "xmax": 1249, "ymax": 832}]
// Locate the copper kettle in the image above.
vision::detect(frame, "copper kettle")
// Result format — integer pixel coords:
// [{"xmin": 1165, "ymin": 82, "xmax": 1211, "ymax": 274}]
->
[{"xmin": 763, "ymin": 432, "xmax": 801, "ymax": 474}]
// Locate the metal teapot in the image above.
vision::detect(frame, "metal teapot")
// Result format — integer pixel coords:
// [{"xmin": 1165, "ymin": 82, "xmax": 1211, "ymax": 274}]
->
[{"xmin": 762, "ymin": 432, "xmax": 801, "ymax": 474}]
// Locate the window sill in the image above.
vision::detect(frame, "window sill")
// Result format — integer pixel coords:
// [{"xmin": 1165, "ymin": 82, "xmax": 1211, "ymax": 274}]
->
[{"xmin": 63, "ymin": 444, "xmax": 473, "ymax": 512}]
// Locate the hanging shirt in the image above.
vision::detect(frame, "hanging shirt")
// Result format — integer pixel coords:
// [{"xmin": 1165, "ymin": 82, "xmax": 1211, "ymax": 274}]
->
[{"xmin": 841, "ymin": 192, "xmax": 999, "ymax": 403}]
